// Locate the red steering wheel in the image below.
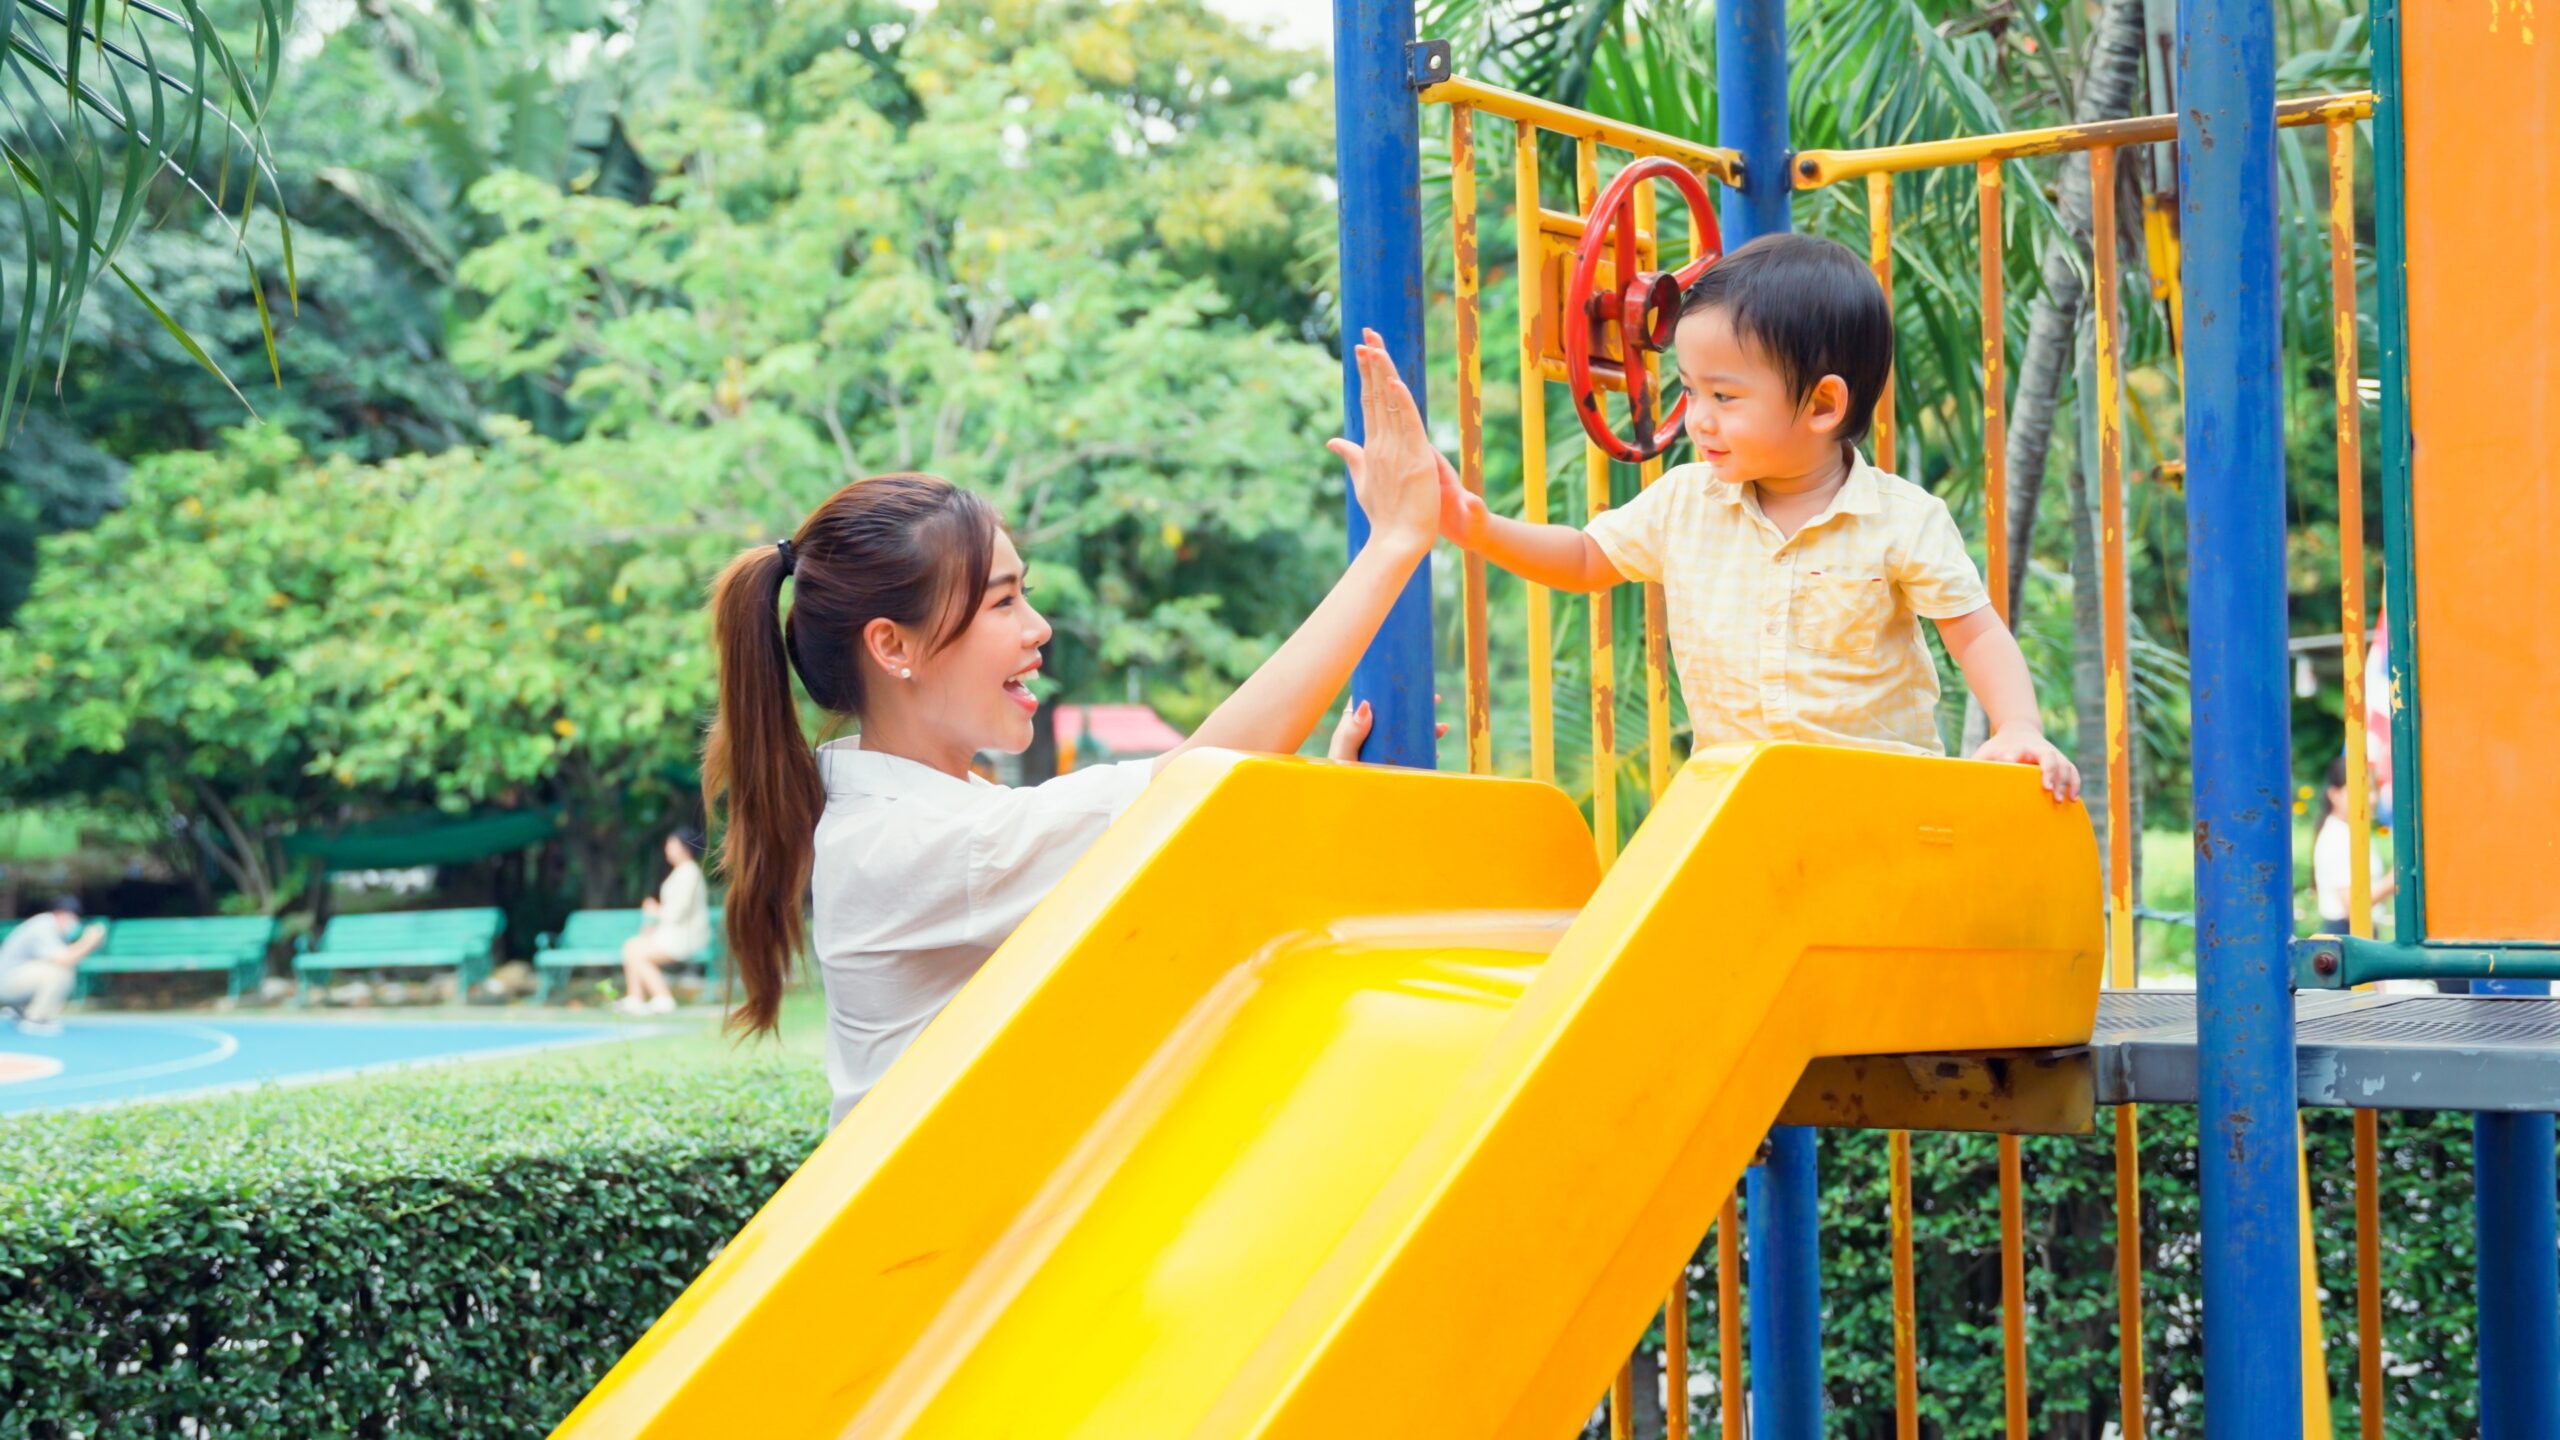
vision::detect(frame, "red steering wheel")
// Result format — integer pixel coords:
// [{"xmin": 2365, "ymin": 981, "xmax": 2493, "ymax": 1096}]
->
[{"xmin": 1564, "ymin": 156, "xmax": 1725, "ymax": 463}]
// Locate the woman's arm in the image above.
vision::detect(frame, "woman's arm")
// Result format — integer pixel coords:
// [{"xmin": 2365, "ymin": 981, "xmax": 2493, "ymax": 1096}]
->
[{"xmin": 1160, "ymin": 333, "xmax": 1442, "ymax": 769}]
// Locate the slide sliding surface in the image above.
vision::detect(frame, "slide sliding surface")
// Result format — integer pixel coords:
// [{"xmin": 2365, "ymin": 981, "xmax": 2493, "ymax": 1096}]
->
[{"xmin": 556, "ymin": 744, "xmax": 2099, "ymax": 1439}]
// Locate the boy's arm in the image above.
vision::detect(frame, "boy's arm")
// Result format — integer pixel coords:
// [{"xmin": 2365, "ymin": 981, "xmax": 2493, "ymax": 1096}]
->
[
  {"xmin": 1468, "ymin": 512, "xmax": 1626, "ymax": 593},
  {"xmin": 1437, "ymin": 451, "xmax": 1626, "ymax": 593},
  {"xmin": 1936, "ymin": 606, "xmax": 2081, "ymax": 801}
]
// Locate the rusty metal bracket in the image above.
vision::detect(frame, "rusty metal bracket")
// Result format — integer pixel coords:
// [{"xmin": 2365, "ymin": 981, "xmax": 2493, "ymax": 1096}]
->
[{"xmin": 1778, "ymin": 1047, "xmax": 2097, "ymax": 1137}]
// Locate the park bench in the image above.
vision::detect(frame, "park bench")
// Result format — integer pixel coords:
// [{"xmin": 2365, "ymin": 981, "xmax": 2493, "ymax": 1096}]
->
[
  {"xmin": 532, "ymin": 907, "xmax": 726, "ymax": 1003},
  {"xmin": 293, "ymin": 907, "xmax": 505, "ymax": 1004},
  {"xmin": 72, "ymin": 916, "xmax": 278, "ymax": 1002}
]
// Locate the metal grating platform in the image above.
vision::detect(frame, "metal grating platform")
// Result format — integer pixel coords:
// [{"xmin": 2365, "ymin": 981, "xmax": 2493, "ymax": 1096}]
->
[
  {"xmin": 1777, "ymin": 990, "xmax": 2560, "ymax": 1136},
  {"xmin": 2096, "ymin": 989, "xmax": 2560, "ymax": 1114}
]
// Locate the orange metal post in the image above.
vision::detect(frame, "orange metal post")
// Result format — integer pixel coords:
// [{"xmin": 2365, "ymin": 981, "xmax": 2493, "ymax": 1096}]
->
[
  {"xmin": 1669, "ymin": 1268, "xmax": 1692, "ymax": 1440},
  {"xmin": 2001, "ymin": 1136, "xmax": 2029, "ymax": 1439},
  {"xmin": 1866, "ymin": 171, "xmax": 1922, "ymax": 1440},
  {"xmin": 1889, "ymin": 1131, "xmax": 1918, "ymax": 1440}
]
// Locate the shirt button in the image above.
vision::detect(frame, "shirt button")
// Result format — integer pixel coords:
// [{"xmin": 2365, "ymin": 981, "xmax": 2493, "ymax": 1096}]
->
[
  {"xmin": 1778, "ymin": 553, "xmax": 1794, "ymax": 566},
  {"xmin": 1766, "ymin": 621, "xmax": 1781, "ymax": 636}
]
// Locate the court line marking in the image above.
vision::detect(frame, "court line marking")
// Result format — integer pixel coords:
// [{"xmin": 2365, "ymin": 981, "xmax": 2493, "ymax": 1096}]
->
[
  {"xmin": 0, "ymin": 1053, "xmax": 66, "ymax": 1084},
  {"xmin": 12, "ymin": 1024, "xmax": 673, "ymax": 1115},
  {"xmin": 16, "ymin": 1021, "xmax": 241, "ymax": 1094}
]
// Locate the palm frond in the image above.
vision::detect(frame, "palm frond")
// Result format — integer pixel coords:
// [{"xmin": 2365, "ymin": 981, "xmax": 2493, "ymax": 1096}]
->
[{"xmin": 0, "ymin": 0, "xmax": 291, "ymax": 436}]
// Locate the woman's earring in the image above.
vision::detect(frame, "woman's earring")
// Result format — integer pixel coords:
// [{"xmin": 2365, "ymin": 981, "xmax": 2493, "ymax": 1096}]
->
[{"xmin": 899, "ymin": 667, "xmax": 913, "ymax": 680}]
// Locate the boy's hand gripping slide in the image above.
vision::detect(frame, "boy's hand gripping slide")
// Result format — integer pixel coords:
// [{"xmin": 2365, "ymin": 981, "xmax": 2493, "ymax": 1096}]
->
[{"xmin": 1565, "ymin": 157, "xmax": 1723, "ymax": 463}]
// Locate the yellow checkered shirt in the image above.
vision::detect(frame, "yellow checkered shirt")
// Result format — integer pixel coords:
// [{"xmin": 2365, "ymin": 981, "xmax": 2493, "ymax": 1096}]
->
[{"xmin": 1584, "ymin": 453, "xmax": 1989, "ymax": 757}]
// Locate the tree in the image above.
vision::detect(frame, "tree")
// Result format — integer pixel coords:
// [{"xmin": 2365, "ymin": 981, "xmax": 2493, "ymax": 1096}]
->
[
  {"xmin": 453, "ymin": 0, "xmax": 1349, "ymax": 732},
  {"xmin": 0, "ymin": 423, "xmax": 725, "ymax": 910},
  {"xmin": 0, "ymin": 0, "xmax": 1354, "ymax": 908}
]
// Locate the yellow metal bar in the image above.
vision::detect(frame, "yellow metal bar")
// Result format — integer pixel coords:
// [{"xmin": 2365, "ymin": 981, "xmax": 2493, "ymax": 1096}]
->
[
  {"xmin": 2298, "ymin": 1123, "xmax": 2336, "ymax": 1439},
  {"xmin": 1667, "ymin": 1268, "xmax": 1691, "ymax": 1440},
  {"xmin": 2089, "ymin": 142, "xmax": 2149, "ymax": 1440},
  {"xmin": 1514, "ymin": 119, "xmax": 1556, "ymax": 787},
  {"xmin": 1718, "ymin": 1197, "xmax": 1743, "ymax": 1440},
  {"xmin": 2000, "ymin": 1136, "xmax": 2028, "ymax": 1440},
  {"xmin": 2094, "ymin": 146, "xmax": 2134, "ymax": 1006},
  {"xmin": 1611, "ymin": 1361, "xmax": 1635, "ymax": 1440},
  {"xmin": 1580, "ymin": 137, "xmax": 1617, "ymax": 869},
  {"xmin": 1452, "ymin": 106, "xmax": 1494, "ymax": 777},
  {"xmin": 1890, "ymin": 1130, "xmax": 1919, "ymax": 1440},
  {"xmin": 2328, "ymin": 113, "xmax": 2382, "ymax": 1440},
  {"xmin": 1980, "ymin": 160, "xmax": 2009, "ymax": 621},
  {"xmin": 2355, "ymin": 1108, "xmax": 2383, "ymax": 1440},
  {"xmin": 1867, "ymin": 173, "xmax": 1897, "ymax": 472},
  {"xmin": 1792, "ymin": 92, "xmax": 2375, "ymax": 188},
  {"xmin": 2114, "ymin": 1105, "xmax": 2147, "ymax": 1440},
  {"xmin": 1418, "ymin": 75, "xmax": 1742, "ymax": 185},
  {"xmin": 1635, "ymin": 178, "xmax": 1672, "ymax": 805}
]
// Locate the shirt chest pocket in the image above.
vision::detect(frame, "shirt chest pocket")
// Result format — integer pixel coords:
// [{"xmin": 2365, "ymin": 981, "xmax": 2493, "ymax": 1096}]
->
[{"xmin": 1792, "ymin": 569, "xmax": 1894, "ymax": 655}]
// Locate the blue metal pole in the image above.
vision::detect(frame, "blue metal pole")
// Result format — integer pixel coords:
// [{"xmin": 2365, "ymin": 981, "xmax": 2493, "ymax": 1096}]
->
[
  {"xmin": 1745, "ymin": 1130, "xmax": 1821, "ymax": 1440},
  {"xmin": 2474, "ymin": 978, "xmax": 2560, "ymax": 1438},
  {"xmin": 1716, "ymin": 0, "xmax": 1790, "ymax": 245},
  {"xmin": 2177, "ymin": 0, "xmax": 2301, "ymax": 1434},
  {"xmin": 1330, "ymin": 0, "xmax": 1437, "ymax": 769},
  {"xmin": 1715, "ymin": 2, "xmax": 1820, "ymax": 1435}
]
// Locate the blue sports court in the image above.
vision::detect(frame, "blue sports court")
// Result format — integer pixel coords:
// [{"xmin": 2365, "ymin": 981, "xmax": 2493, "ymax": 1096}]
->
[{"xmin": 0, "ymin": 1015, "xmax": 654, "ymax": 1115}]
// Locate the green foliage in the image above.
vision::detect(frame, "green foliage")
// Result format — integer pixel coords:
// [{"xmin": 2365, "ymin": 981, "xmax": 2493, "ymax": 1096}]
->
[
  {"xmin": 0, "ymin": 1035, "xmax": 828, "ymax": 1438},
  {"xmin": 449, "ymin": 0, "xmax": 1346, "ymax": 708},
  {"xmin": 0, "ymin": 0, "xmax": 296, "ymax": 429},
  {"xmin": 0, "ymin": 422, "xmax": 719, "ymax": 906},
  {"xmin": 1, "ymin": 0, "xmax": 1345, "ymax": 908}
]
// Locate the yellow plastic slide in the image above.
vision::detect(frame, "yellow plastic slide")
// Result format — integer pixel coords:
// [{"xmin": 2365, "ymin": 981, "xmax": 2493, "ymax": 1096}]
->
[{"xmin": 555, "ymin": 743, "xmax": 2099, "ymax": 1439}]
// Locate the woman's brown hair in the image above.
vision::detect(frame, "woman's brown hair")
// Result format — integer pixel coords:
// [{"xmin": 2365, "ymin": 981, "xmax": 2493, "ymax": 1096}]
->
[{"xmin": 704, "ymin": 474, "xmax": 1000, "ymax": 1036}]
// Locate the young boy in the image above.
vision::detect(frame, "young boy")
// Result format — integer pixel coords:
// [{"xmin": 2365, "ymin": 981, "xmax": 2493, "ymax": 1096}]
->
[{"xmin": 1439, "ymin": 232, "xmax": 2079, "ymax": 797}]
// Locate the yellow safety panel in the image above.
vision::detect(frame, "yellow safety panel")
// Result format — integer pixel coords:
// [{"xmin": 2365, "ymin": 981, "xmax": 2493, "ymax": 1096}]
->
[{"xmin": 556, "ymin": 745, "xmax": 2099, "ymax": 1438}]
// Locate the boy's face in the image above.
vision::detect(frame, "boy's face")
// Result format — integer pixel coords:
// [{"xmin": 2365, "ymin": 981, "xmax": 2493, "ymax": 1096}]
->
[{"xmin": 1672, "ymin": 306, "xmax": 1852, "ymax": 485}]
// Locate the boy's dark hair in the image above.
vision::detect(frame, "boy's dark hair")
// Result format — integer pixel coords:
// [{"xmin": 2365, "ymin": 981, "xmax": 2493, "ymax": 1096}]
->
[{"xmin": 1678, "ymin": 232, "xmax": 1894, "ymax": 447}]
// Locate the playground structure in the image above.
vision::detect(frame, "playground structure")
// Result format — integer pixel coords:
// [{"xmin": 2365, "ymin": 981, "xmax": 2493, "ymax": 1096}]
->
[{"xmin": 553, "ymin": 1, "xmax": 2560, "ymax": 1436}]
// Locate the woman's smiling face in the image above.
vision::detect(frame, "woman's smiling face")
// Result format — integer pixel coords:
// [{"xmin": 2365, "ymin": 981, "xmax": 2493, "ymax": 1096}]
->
[{"xmin": 903, "ymin": 529, "xmax": 1051, "ymax": 757}]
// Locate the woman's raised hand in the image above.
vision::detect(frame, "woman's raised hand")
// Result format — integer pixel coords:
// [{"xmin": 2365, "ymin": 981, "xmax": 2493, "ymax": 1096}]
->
[{"xmin": 1323, "ymin": 328, "xmax": 1440, "ymax": 556}]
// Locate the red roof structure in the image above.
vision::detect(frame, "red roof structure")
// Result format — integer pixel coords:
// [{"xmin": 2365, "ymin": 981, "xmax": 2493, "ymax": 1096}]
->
[{"xmin": 1054, "ymin": 703, "xmax": 1187, "ymax": 762}]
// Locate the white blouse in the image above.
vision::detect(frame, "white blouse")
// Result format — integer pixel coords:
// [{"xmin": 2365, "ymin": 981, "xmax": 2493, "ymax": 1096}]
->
[{"xmin": 811, "ymin": 737, "xmax": 1155, "ymax": 1125}]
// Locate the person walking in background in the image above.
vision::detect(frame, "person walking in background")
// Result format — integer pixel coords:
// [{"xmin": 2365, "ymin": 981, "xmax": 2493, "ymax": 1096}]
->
[
  {"xmin": 2313, "ymin": 753, "xmax": 2397, "ymax": 938},
  {"xmin": 0, "ymin": 897, "xmax": 102, "ymax": 1037},
  {"xmin": 618, "ymin": 831, "xmax": 712, "ymax": 1015}
]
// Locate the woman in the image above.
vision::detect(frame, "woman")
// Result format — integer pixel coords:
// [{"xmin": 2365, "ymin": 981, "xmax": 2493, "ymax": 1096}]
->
[
  {"xmin": 617, "ymin": 830, "xmax": 713, "ymax": 1015},
  {"xmin": 706, "ymin": 334, "xmax": 1439, "ymax": 1123}
]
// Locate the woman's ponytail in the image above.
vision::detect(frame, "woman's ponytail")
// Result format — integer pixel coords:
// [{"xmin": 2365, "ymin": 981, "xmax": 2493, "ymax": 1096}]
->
[
  {"xmin": 702, "ymin": 475, "xmax": 1000, "ymax": 1039},
  {"xmin": 705, "ymin": 542, "xmax": 822, "ymax": 1037}
]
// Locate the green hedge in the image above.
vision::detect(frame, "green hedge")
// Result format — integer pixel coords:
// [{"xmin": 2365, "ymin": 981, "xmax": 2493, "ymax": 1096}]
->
[
  {"xmin": 1637, "ymin": 1106, "xmax": 2487, "ymax": 1440},
  {"xmin": 0, "ymin": 1044, "xmax": 827, "ymax": 1439},
  {"xmin": 0, "ymin": 1049, "xmax": 2500, "ymax": 1439}
]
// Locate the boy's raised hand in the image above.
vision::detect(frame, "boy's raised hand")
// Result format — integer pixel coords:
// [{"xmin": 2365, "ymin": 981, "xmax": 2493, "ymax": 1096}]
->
[{"xmin": 1322, "ymin": 328, "xmax": 1439, "ymax": 555}]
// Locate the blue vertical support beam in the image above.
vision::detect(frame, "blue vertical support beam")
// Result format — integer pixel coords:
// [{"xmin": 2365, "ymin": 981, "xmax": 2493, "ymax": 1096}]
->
[
  {"xmin": 2473, "ymin": 979, "xmax": 2560, "ymax": 1438},
  {"xmin": 2177, "ymin": 0, "xmax": 2302, "ymax": 1434},
  {"xmin": 1330, "ymin": 0, "xmax": 1437, "ymax": 769},
  {"xmin": 1716, "ymin": 2, "xmax": 1820, "ymax": 1436}
]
